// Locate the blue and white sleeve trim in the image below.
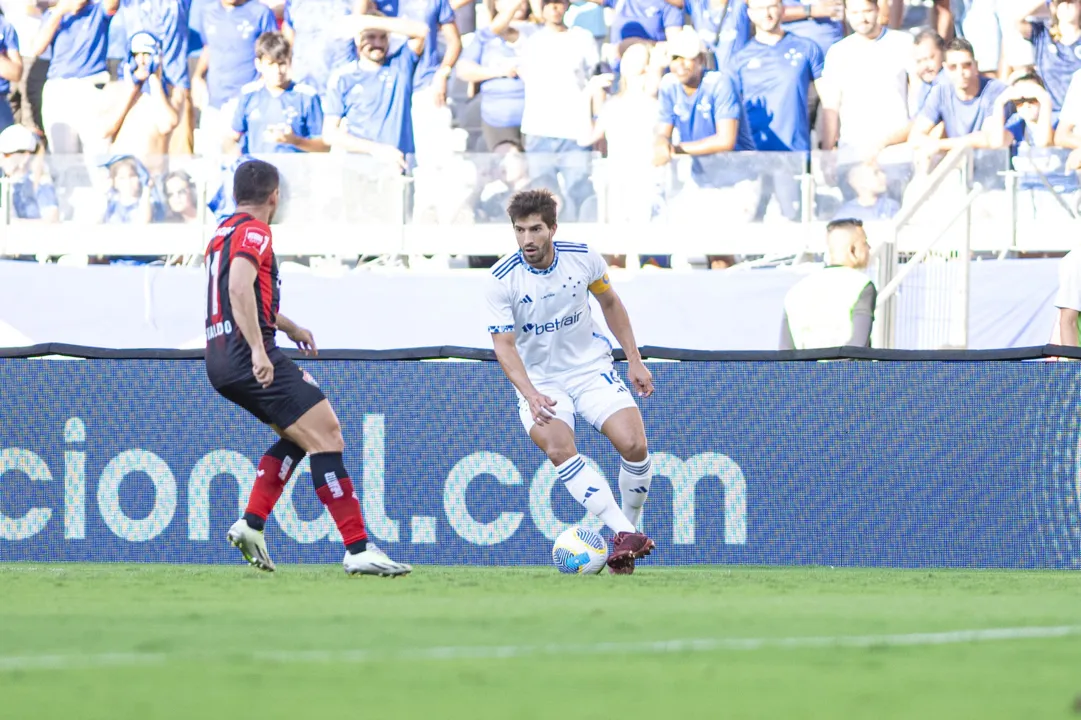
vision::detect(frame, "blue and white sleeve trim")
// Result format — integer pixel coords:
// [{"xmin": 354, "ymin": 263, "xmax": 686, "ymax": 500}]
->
[{"xmin": 488, "ymin": 324, "xmax": 514, "ymax": 334}]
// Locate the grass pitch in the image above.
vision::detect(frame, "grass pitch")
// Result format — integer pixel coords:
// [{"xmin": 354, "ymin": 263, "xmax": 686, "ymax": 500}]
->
[{"xmin": 1, "ymin": 564, "xmax": 1079, "ymax": 719}]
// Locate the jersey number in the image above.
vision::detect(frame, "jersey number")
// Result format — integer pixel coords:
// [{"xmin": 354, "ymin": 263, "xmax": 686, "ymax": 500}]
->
[{"xmin": 207, "ymin": 250, "xmax": 222, "ymax": 319}]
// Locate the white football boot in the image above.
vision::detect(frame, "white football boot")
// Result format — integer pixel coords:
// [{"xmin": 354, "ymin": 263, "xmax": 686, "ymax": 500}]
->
[
  {"xmin": 342, "ymin": 543, "xmax": 412, "ymax": 577},
  {"xmin": 227, "ymin": 518, "xmax": 276, "ymax": 572}
]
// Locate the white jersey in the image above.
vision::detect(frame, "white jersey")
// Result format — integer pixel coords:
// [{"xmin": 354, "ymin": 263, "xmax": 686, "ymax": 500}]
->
[{"xmin": 485, "ymin": 242, "xmax": 614, "ymax": 380}]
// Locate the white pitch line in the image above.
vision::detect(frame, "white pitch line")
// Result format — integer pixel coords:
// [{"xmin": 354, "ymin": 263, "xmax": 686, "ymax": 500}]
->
[{"xmin": 1, "ymin": 626, "xmax": 1078, "ymax": 673}]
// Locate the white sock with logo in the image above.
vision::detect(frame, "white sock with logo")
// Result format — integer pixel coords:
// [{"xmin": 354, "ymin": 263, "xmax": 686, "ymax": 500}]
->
[
  {"xmin": 556, "ymin": 454, "xmax": 635, "ymax": 534},
  {"xmin": 618, "ymin": 455, "xmax": 652, "ymax": 528}
]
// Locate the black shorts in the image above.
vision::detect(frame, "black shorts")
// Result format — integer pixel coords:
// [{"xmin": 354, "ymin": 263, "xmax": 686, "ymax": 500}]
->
[{"xmin": 213, "ymin": 354, "xmax": 326, "ymax": 430}]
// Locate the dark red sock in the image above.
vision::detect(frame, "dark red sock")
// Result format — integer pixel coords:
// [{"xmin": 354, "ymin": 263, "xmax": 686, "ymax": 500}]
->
[
  {"xmin": 315, "ymin": 477, "xmax": 368, "ymax": 546},
  {"xmin": 244, "ymin": 439, "xmax": 305, "ymax": 530},
  {"xmin": 311, "ymin": 451, "xmax": 368, "ymax": 549}
]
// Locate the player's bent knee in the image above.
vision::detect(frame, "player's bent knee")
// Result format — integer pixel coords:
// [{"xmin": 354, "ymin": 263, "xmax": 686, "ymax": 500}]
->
[{"xmin": 619, "ymin": 434, "xmax": 649, "ymax": 463}]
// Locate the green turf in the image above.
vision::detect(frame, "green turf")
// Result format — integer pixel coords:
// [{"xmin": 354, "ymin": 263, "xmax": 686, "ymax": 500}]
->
[{"xmin": 1, "ymin": 564, "xmax": 1080, "ymax": 719}]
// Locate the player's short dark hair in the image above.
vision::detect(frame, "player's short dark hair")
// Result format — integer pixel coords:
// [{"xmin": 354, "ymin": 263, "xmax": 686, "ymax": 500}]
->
[
  {"xmin": 827, "ymin": 218, "xmax": 865, "ymax": 233},
  {"xmin": 233, "ymin": 159, "xmax": 280, "ymax": 206},
  {"xmin": 913, "ymin": 28, "xmax": 945, "ymax": 52},
  {"xmin": 945, "ymin": 37, "xmax": 975, "ymax": 58},
  {"xmin": 507, "ymin": 189, "xmax": 558, "ymax": 228},
  {"xmin": 255, "ymin": 32, "xmax": 291, "ymax": 64}
]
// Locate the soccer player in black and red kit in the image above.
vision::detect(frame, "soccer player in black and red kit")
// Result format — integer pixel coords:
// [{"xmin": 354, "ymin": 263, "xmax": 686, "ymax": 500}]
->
[{"xmin": 205, "ymin": 159, "xmax": 411, "ymax": 577}]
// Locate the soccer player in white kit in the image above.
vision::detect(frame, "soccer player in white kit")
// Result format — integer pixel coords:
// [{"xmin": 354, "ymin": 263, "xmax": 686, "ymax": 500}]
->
[{"xmin": 486, "ymin": 189, "xmax": 657, "ymax": 574}]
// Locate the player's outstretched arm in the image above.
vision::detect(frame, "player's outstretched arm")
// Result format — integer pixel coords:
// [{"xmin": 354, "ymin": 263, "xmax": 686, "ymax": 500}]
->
[
  {"xmin": 229, "ymin": 258, "xmax": 275, "ymax": 387},
  {"xmin": 491, "ymin": 332, "xmax": 557, "ymax": 425},
  {"xmin": 592, "ymin": 286, "xmax": 654, "ymax": 398},
  {"xmin": 276, "ymin": 313, "xmax": 318, "ymax": 356}
]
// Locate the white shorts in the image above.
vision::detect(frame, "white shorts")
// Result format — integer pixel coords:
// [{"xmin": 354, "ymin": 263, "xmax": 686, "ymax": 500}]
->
[{"xmin": 516, "ymin": 362, "xmax": 639, "ymax": 434}]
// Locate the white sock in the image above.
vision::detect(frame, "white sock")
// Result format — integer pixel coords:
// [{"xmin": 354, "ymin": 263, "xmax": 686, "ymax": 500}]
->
[
  {"xmin": 619, "ymin": 454, "xmax": 652, "ymax": 528},
  {"xmin": 556, "ymin": 454, "xmax": 635, "ymax": 534}
]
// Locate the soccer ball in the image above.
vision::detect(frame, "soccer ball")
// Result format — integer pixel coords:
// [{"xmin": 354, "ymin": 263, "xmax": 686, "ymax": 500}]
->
[{"xmin": 552, "ymin": 525, "xmax": 608, "ymax": 575}]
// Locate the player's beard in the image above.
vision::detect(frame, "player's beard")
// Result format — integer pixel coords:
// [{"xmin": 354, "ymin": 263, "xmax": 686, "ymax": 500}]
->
[{"xmin": 522, "ymin": 233, "xmax": 553, "ymax": 266}]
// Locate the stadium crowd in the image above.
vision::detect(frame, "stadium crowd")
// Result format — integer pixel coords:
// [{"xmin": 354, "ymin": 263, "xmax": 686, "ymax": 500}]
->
[{"xmin": 0, "ymin": 0, "xmax": 1078, "ymax": 266}]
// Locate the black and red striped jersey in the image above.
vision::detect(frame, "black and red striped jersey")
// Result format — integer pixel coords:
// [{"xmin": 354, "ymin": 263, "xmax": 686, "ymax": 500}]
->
[{"xmin": 204, "ymin": 213, "xmax": 280, "ymax": 383}]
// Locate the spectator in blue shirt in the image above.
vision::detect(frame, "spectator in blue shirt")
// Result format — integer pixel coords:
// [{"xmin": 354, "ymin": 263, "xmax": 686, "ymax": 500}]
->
[
  {"xmin": 0, "ymin": 123, "xmax": 59, "ymax": 222},
  {"xmin": 105, "ymin": 0, "xmax": 192, "ymax": 153},
  {"xmin": 654, "ymin": 27, "xmax": 759, "ymax": 253},
  {"xmin": 780, "ymin": 0, "xmax": 843, "ymax": 58},
  {"xmin": 1018, "ymin": 0, "xmax": 1081, "ymax": 116},
  {"xmin": 100, "ymin": 154, "xmax": 166, "ymax": 225},
  {"xmin": 363, "ymin": 0, "xmax": 461, "ymax": 166},
  {"xmin": 831, "ymin": 161, "xmax": 901, "ymax": 221},
  {"xmin": 732, "ymin": 0, "xmax": 823, "ymax": 219},
  {"xmin": 34, "ymin": 0, "xmax": 111, "ymax": 155},
  {"xmin": 665, "ymin": 0, "xmax": 752, "ymax": 71},
  {"xmin": 193, "ymin": 0, "xmax": 278, "ymax": 155},
  {"xmin": 909, "ymin": 28, "xmax": 944, "ymax": 118},
  {"xmin": 322, "ymin": 10, "xmax": 427, "ymax": 170},
  {"xmin": 587, "ymin": 0, "xmax": 682, "ymax": 44},
  {"xmin": 230, "ymin": 31, "xmax": 327, "ymax": 153},
  {"xmin": 909, "ymin": 37, "xmax": 1006, "ymax": 154},
  {"xmin": 281, "ymin": 0, "xmax": 357, "ymax": 95},
  {"xmin": 455, "ymin": 0, "xmax": 533, "ymax": 150},
  {"xmin": 0, "ymin": 11, "xmax": 22, "ymax": 135},
  {"xmin": 100, "ymin": 31, "xmax": 180, "ymax": 177}
]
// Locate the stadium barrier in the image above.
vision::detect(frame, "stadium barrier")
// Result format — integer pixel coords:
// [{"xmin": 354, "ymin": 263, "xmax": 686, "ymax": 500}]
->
[{"xmin": 2, "ymin": 346, "xmax": 1080, "ymax": 569}]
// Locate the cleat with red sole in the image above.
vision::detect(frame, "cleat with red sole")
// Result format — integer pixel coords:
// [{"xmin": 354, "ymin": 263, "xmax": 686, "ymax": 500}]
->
[{"xmin": 606, "ymin": 532, "xmax": 656, "ymax": 574}]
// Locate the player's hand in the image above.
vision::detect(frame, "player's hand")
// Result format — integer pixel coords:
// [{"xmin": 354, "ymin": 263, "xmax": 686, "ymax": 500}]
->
[
  {"xmin": 252, "ymin": 347, "xmax": 274, "ymax": 388},
  {"xmin": 287, "ymin": 326, "xmax": 318, "ymax": 356},
  {"xmin": 627, "ymin": 360, "xmax": 654, "ymax": 398},
  {"xmin": 527, "ymin": 392, "xmax": 558, "ymax": 426}
]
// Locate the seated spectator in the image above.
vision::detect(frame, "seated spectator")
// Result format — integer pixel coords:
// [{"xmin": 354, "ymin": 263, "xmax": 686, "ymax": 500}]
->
[
  {"xmin": 162, "ymin": 169, "xmax": 198, "ymax": 222},
  {"xmin": 192, "ymin": 0, "xmax": 278, "ymax": 154},
  {"xmin": 988, "ymin": 71, "xmax": 1054, "ymax": 151},
  {"xmin": 281, "ymin": 0, "xmax": 358, "ymax": 95},
  {"xmin": 0, "ymin": 124, "xmax": 59, "ymax": 222},
  {"xmin": 455, "ymin": 0, "xmax": 535, "ymax": 151},
  {"xmin": 831, "ymin": 161, "xmax": 901, "ymax": 221},
  {"xmin": 909, "ymin": 38, "xmax": 1006, "ymax": 156},
  {"xmin": 101, "ymin": 31, "xmax": 180, "ymax": 178},
  {"xmin": 473, "ymin": 139, "xmax": 565, "ymax": 220},
  {"xmin": 100, "ymin": 154, "xmax": 166, "ymax": 224},
  {"xmin": 34, "ymin": 0, "xmax": 109, "ymax": 155},
  {"xmin": 1017, "ymin": 0, "xmax": 1081, "ymax": 117},
  {"xmin": 229, "ymin": 31, "xmax": 328, "ymax": 154},
  {"xmin": 322, "ymin": 10, "xmax": 427, "ymax": 170},
  {"xmin": 909, "ymin": 28, "xmax": 945, "ymax": 119}
]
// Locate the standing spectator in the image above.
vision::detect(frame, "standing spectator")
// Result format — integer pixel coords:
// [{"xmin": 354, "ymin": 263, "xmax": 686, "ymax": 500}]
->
[
  {"xmin": 455, "ymin": 0, "xmax": 534, "ymax": 150},
  {"xmin": 162, "ymin": 168, "xmax": 198, "ymax": 221},
  {"xmin": 3, "ymin": 0, "xmax": 48, "ymax": 136},
  {"xmin": 1017, "ymin": 0, "xmax": 1081, "ymax": 116},
  {"xmin": 105, "ymin": 0, "xmax": 193, "ymax": 153},
  {"xmin": 322, "ymin": 10, "xmax": 426, "ymax": 168},
  {"xmin": 0, "ymin": 123, "xmax": 58, "ymax": 221},
  {"xmin": 386, "ymin": 0, "xmax": 461, "ymax": 166},
  {"xmin": 230, "ymin": 31, "xmax": 327, "ymax": 154},
  {"xmin": 732, "ymin": 0, "xmax": 823, "ymax": 220},
  {"xmin": 909, "ymin": 28, "xmax": 945, "ymax": 118},
  {"xmin": 665, "ymin": 0, "xmax": 752, "ymax": 72},
  {"xmin": 100, "ymin": 31, "xmax": 179, "ymax": 176},
  {"xmin": 517, "ymin": 0, "xmax": 606, "ymax": 219},
  {"xmin": 0, "ymin": 9, "xmax": 23, "ymax": 134},
  {"xmin": 582, "ymin": 0, "xmax": 682, "ymax": 45},
  {"xmin": 909, "ymin": 38, "xmax": 1006, "ymax": 153},
  {"xmin": 33, "ymin": 0, "xmax": 108, "ymax": 155},
  {"xmin": 780, "ymin": 217, "xmax": 875, "ymax": 349},
  {"xmin": 654, "ymin": 29, "xmax": 758, "ymax": 227},
  {"xmin": 193, "ymin": 0, "xmax": 278, "ymax": 155},
  {"xmin": 819, "ymin": 0, "xmax": 911, "ymax": 159},
  {"xmin": 281, "ymin": 0, "xmax": 356, "ymax": 95}
]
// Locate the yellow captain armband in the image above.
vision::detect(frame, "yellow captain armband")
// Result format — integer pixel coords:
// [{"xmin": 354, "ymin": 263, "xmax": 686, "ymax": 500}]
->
[{"xmin": 588, "ymin": 273, "xmax": 611, "ymax": 295}]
